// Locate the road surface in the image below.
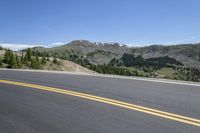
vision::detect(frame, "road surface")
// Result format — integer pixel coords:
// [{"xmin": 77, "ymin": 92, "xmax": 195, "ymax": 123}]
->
[{"xmin": 0, "ymin": 69, "xmax": 200, "ymax": 133}]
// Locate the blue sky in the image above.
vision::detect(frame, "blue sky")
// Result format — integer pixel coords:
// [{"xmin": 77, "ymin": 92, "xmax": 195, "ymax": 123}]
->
[{"xmin": 0, "ymin": 0, "xmax": 200, "ymax": 50}]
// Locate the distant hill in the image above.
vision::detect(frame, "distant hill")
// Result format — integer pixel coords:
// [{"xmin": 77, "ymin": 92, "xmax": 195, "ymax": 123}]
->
[
  {"xmin": 30, "ymin": 40, "xmax": 200, "ymax": 68},
  {"xmin": 0, "ymin": 47, "xmax": 94, "ymax": 74},
  {"xmin": 31, "ymin": 40, "xmax": 130, "ymax": 65},
  {"xmin": 132, "ymin": 44, "xmax": 200, "ymax": 68}
]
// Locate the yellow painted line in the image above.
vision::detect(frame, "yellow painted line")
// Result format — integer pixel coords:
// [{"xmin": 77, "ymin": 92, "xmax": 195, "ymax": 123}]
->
[{"xmin": 0, "ymin": 79, "xmax": 200, "ymax": 127}]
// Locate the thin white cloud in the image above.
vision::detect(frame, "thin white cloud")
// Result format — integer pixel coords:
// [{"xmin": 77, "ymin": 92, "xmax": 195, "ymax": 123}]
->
[
  {"xmin": 49, "ymin": 42, "xmax": 65, "ymax": 47},
  {"xmin": 0, "ymin": 43, "xmax": 46, "ymax": 51},
  {"xmin": 0, "ymin": 42, "xmax": 66, "ymax": 51}
]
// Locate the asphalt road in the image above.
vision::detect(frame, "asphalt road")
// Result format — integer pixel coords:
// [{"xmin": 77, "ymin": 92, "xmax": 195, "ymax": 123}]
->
[{"xmin": 0, "ymin": 70, "xmax": 200, "ymax": 133}]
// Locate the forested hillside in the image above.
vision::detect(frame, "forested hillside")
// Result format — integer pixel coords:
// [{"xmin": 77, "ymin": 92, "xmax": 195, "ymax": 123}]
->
[
  {"xmin": 29, "ymin": 40, "xmax": 200, "ymax": 68},
  {"xmin": 0, "ymin": 48, "xmax": 94, "ymax": 73},
  {"xmin": 1, "ymin": 40, "xmax": 200, "ymax": 82}
]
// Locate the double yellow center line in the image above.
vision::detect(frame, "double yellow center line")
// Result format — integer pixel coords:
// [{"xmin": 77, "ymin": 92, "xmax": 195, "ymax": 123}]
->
[{"xmin": 0, "ymin": 79, "xmax": 200, "ymax": 127}]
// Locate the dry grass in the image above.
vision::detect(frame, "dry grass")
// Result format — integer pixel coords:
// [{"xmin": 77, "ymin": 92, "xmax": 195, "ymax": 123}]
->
[{"xmin": 42, "ymin": 58, "xmax": 95, "ymax": 73}]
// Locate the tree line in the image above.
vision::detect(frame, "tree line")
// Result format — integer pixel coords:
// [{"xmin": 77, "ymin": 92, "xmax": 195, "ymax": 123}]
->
[
  {"xmin": 66, "ymin": 53, "xmax": 200, "ymax": 82},
  {"xmin": 109, "ymin": 53, "xmax": 183, "ymax": 69},
  {"xmin": 1, "ymin": 48, "xmax": 59, "ymax": 69},
  {"xmin": 1, "ymin": 49, "xmax": 199, "ymax": 82}
]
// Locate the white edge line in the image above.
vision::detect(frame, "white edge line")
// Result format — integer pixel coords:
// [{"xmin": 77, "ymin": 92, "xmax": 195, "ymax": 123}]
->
[{"xmin": 0, "ymin": 68, "xmax": 200, "ymax": 87}]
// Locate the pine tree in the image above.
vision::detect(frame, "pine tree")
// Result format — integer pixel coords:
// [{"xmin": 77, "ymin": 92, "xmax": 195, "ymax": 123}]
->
[
  {"xmin": 36, "ymin": 52, "xmax": 39, "ymax": 62},
  {"xmin": 31, "ymin": 58, "xmax": 37, "ymax": 69},
  {"xmin": 47, "ymin": 53, "xmax": 50, "ymax": 61},
  {"xmin": 31, "ymin": 57, "xmax": 40, "ymax": 69},
  {"xmin": 36, "ymin": 55, "xmax": 40, "ymax": 68},
  {"xmin": 16, "ymin": 54, "xmax": 22, "ymax": 68},
  {"xmin": 3, "ymin": 49, "xmax": 11, "ymax": 64},
  {"xmin": 199, "ymin": 54, "xmax": 200, "ymax": 61},
  {"xmin": 0, "ymin": 57, "xmax": 2, "ymax": 67},
  {"xmin": 21, "ymin": 51, "xmax": 24, "ymax": 62},
  {"xmin": 27, "ymin": 48, "xmax": 32, "ymax": 61},
  {"xmin": 23, "ymin": 54, "xmax": 28, "ymax": 65},
  {"xmin": 53, "ymin": 58, "xmax": 58, "ymax": 64},
  {"xmin": 10, "ymin": 53, "xmax": 18, "ymax": 68},
  {"xmin": 41, "ymin": 55, "xmax": 46, "ymax": 65}
]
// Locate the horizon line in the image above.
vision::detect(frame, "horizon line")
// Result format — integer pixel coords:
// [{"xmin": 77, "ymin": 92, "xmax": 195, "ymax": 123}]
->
[{"xmin": 0, "ymin": 40, "xmax": 200, "ymax": 51}]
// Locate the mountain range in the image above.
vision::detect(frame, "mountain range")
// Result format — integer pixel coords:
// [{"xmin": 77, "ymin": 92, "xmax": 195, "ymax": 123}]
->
[{"xmin": 30, "ymin": 40, "xmax": 200, "ymax": 69}]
